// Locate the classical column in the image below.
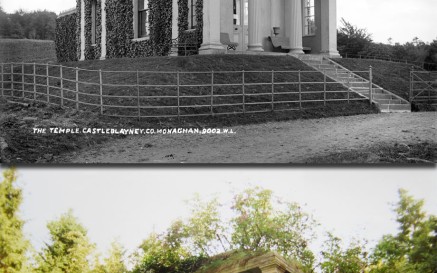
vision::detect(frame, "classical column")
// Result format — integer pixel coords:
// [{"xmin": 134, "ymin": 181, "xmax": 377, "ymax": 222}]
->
[
  {"xmin": 100, "ymin": 0, "xmax": 107, "ymax": 60},
  {"xmin": 80, "ymin": 0, "xmax": 86, "ymax": 60},
  {"xmin": 199, "ymin": 0, "xmax": 225, "ymax": 54},
  {"xmin": 320, "ymin": 0, "xmax": 340, "ymax": 57},
  {"xmin": 287, "ymin": 0, "xmax": 304, "ymax": 54},
  {"xmin": 170, "ymin": 0, "xmax": 179, "ymax": 56},
  {"xmin": 247, "ymin": 0, "xmax": 263, "ymax": 51},
  {"xmin": 271, "ymin": 0, "xmax": 283, "ymax": 36}
]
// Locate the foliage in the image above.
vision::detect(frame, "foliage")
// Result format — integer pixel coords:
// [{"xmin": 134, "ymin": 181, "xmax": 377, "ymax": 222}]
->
[
  {"xmin": 92, "ymin": 242, "xmax": 127, "ymax": 273},
  {"xmin": 230, "ymin": 187, "xmax": 316, "ymax": 272},
  {"xmin": 0, "ymin": 169, "xmax": 29, "ymax": 273},
  {"xmin": 35, "ymin": 210, "xmax": 95, "ymax": 273},
  {"xmin": 320, "ymin": 233, "xmax": 368, "ymax": 273},
  {"xmin": 0, "ymin": 9, "xmax": 56, "ymax": 40},
  {"xmin": 177, "ymin": 0, "xmax": 203, "ymax": 54},
  {"xmin": 84, "ymin": 0, "xmax": 102, "ymax": 60},
  {"xmin": 133, "ymin": 187, "xmax": 316, "ymax": 273},
  {"xmin": 369, "ymin": 189, "xmax": 437, "ymax": 273},
  {"xmin": 55, "ymin": 13, "xmax": 78, "ymax": 62},
  {"xmin": 337, "ymin": 18, "xmax": 373, "ymax": 56}
]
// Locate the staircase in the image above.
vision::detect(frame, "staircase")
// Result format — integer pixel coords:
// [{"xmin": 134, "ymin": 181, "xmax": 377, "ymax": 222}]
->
[{"xmin": 299, "ymin": 55, "xmax": 411, "ymax": 113}]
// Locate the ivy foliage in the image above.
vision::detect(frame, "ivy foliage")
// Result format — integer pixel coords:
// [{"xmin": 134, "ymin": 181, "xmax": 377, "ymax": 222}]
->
[
  {"xmin": 177, "ymin": 0, "xmax": 203, "ymax": 54},
  {"xmin": 55, "ymin": 13, "xmax": 78, "ymax": 62},
  {"xmin": 56, "ymin": 0, "xmax": 203, "ymax": 61}
]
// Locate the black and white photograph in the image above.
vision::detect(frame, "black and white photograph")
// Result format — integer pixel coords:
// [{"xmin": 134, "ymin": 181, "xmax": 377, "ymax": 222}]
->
[{"xmin": 0, "ymin": 0, "xmax": 436, "ymax": 164}]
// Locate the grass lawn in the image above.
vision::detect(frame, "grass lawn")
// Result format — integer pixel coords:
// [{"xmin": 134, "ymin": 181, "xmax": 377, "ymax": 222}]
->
[
  {"xmin": 332, "ymin": 58, "xmax": 413, "ymax": 100},
  {"xmin": 305, "ymin": 142, "xmax": 437, "ymax": 164},
  {"xmin": 0, "ymin": 39, "xmax": 57, "ymax": 63},
  {"xmin": 1, "ymin": 55, "xmax": 380, "ymax": 163}
]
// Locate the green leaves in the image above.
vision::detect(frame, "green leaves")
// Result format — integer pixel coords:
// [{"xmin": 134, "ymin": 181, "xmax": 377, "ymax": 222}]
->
[
  {"xmin": 55, "ymin": 13, "xmax": 78, "ymax": 62},
  {"xmin": 0, "ymin": 169, "xmax": 29, "ymax": 273},
  {"xmin": 35, "ymin": 210, "xmax": 95, "ymax": 273}
]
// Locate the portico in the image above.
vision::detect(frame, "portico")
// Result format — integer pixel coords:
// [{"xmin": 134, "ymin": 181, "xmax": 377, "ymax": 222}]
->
[{"xmin": 193, "ymin": 0, "xmax": 340, "ymax": 57}]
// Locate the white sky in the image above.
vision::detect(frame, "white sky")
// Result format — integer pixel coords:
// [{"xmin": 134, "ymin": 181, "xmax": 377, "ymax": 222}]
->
[
  {"xmin": 4, "ymin": 167, "xmax": 437, "ymax": 264},
  {"xmin": 0, "ymin": 0, "xmax": 436, "ymax": 44}
]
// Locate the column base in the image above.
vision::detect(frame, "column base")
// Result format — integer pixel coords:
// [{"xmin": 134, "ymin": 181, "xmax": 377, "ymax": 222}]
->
[
  {"xmin": 288, "ymin": 48, "xmax": 305, "ymax": 55},
  {"xmin": 247, "ymin": 44, "xmax": 264, "ymax": 52},
  {"xmin": 320, "ymin": 50, "xmax": 341, "ymax": 58},
  {"xmin": 199, "ymin": 43, "xmax": 226, "ymax": 55}
]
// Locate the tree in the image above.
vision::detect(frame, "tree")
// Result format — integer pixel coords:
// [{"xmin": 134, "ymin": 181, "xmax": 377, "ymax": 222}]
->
[
  {"xmin": 35, "ymin": 210, "xmax": 95, "ymax": 273},
  {"xmin": 369, "ymin": 189, "xmax": 437, "ymax": 273},
  {"xmin": 92, "ymin": 241, "xmax": 127, "ymax": 273},
  {"xmin": 184, "ymin": 195, "xmax": 227, "ymax": 256},
  {"xmin": 337, "ymin": 18, "xmax": 373, "ymax": 56},
  {"xmin": 231, "ymin": 187, "xmax": 316, "ymax": 272},
  {"xmin": 320, "ymin": 233, "xmax": 368, "ymax": 273},
  {"xmin": 0, "ymin": 169, "xmax": 29, "ymax": 273}
]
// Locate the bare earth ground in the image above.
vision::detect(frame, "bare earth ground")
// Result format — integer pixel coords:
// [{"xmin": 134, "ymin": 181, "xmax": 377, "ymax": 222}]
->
[{"xmin": 57, "ymin": 112, "xmax": 437, "ymax": 164}]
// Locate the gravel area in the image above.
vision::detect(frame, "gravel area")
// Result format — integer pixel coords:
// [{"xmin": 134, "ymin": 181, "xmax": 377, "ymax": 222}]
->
[{"xmin": 57, "ymin": 112, "xmax": 437, "ymax": 164}]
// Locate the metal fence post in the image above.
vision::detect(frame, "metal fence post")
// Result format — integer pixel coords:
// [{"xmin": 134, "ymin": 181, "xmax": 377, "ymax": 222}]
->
[
  {"xmin": 177, "ymin": 71, "xmax": 180, "ymax": 120},
  {"xmin": 76, "ymin": 67, "xmax": 79, "ymax": 110},
  {"xmin": 211, "ymin": 71, "xmax": 214, "ymax": 116},
  {"xmin": 271, "ymin": 70, "xmax": 274, "ymax": 112},
  {"xmin": 369, "ymin": 65, "xmax": 373, "ymax": 105},
  {"xmin": 1, "ymin": 63, "xmax": 3, "ymax": 97},
  {"xmin": 46, "ymin": 63, "xmax": 50, "ymax": 103},
  {"xmin": 298, "ymin": 70, "xmax": 302, "ymax": 110},
  {"xmin": 60, "ymin": 65, "xmax": 64, "ymax": 106},
  {"xmin": 100, "ymin": 69, "xmax": 104, "ymax": 115},
  {"xmin": 136, "ymin": 70, "xmax": 140, "ymax": 120},
  {"xmin": 323, "ymin": 69, "xmax": 327, "ymax": 106},
  {"xmin": 242, "ymin": 70, "xmax": 246, "ymax": 114},
  {"xmin": 11, "ymin": 64, "xmax": 14, "ymax": 97},
  {"xmin": 21, "ymin": 63, "xmax": 24, "ymax": 98},
  {"xmin": 33, "ymin": 63, "xmax": 36, "ymax": 100},
  {"xmin": 409, "ymin": 67, "xmax": 413, "ymax": 102}
]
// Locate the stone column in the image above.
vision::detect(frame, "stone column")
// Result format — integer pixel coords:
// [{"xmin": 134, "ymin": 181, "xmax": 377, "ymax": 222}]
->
[
  {"xmin": 287, "ymin": 0, "xmax": 304, "ymax": 54},
  {"xmin": 320, "ymin": 0, "xmax": 340, "ymax": 57},
  {"xmin": 80, "ymin": 0, "xmax": 86, "ymax": 60},
  {"xmin": 199, "ymin": 0, "xmax": 225, "ymax": 54},
  {"xmin": 247, "ymin": 0, "xmax": 263, "ymax": 51},
  {"xmin": 271, "ymin": 0, "xmax": 283, "ymax": 36},
  {"xmin": 100, "ymin": 0, "xmax": 107, "ymax": 60}
]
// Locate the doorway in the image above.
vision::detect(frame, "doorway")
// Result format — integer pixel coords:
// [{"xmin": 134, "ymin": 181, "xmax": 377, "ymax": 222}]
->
[{"xmin": 233, "ymin": 0, "xmax": 248, "ymax": 51}]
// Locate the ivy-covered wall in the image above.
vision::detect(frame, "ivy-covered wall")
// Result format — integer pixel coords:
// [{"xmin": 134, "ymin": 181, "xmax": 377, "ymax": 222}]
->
[
  {"xmin": 84, "ymin": 0, "xmax": 102, "ymax": 60},
  {"xmin": 56, "ymin": 0, "xmax": 203, "ymax": 62},
  {"xmin": 178, "ymin": 0, "xmax": 203, "ymax": 53},
  {"xmin": 55, "ymin": 13, "xmax": 78, "ymax": 63},
  {"xmin": 106, "ymin": 0, "xmax": 172, "ymax": 58}
]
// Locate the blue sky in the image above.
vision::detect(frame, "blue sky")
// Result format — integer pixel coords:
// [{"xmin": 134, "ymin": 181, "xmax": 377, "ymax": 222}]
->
[
  {"xmin": 4, "ymin": 167, "xmax": 437, "ymax": 262},
  {"xmin": 1, "ymin": 0, "xmax": 436, "ymax": 44}
]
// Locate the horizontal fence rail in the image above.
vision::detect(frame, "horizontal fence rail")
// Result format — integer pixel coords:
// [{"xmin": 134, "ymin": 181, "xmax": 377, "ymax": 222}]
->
[
  {"xmin": 410, "ymin": 71, "xmax": 437, "ymax": 104},
  {"xmin": 0, "ymin": 62, "xmax": 370, "ymax": 120},
  {"xmin": 340, "ymin": 52, "xmax": 436, "ymax": 70}
]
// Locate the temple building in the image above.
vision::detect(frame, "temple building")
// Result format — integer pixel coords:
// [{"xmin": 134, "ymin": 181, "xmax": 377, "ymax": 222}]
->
[{"xmin": 56, "ymin": 0, "xmax": 340, "ymax": 62}]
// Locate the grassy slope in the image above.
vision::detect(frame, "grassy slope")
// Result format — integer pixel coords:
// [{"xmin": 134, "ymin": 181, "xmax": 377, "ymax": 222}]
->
[
  {"xmin": 1, "ymin": 54, "xmax": 380, "ymax": 164},
  {"xmin": 305, "ymin": 142, "xmax": 437, "ymax": 164},
  {"xmin": 332, "ymin": 58, "xmax": 413, "ymax": 100},
  {"xmin": 0, "ymin": 39, "xmax": 57, "ymax": 63}
]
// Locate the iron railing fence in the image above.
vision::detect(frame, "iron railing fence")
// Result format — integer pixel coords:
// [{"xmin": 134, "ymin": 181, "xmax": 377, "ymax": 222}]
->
[
  {"xmin": 410, "ymin": 71, "xmax": 437, "ymax": 104},
  {"xmin": 0, "ymin": 62, "xmax": 370, "ymax": 120},
  {"xmin": 340, "ymin": 52, "xmax": 436, "ymax": 70}
]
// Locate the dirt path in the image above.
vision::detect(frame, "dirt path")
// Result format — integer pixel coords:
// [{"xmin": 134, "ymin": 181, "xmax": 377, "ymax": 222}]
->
[{"xmin": 58, "ymin": 112, "xmax": 437, "ymax": 164}]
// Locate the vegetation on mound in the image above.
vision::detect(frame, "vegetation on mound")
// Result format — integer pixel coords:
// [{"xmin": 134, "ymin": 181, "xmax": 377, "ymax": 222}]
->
[
  {"xmin": 0, "ymin": 39, "xmax": 57, "ymax": 63},
  {"xmin": 305, "ymin": 141, "xmax": 437, "ymax": 164},
  {"xmin": 333, "ymin": 58, "xmax": 413, "ymax": 100}
]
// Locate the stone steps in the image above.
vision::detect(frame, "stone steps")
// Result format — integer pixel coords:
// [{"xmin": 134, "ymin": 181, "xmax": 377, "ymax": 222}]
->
[{"xmin": 299, "ymin": 55, "xmax": 411, "ymax": 113}]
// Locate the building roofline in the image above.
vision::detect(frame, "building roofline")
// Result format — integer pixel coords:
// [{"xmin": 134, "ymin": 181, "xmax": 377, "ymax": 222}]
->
[{"xmin": 58, "ymin": 7, "xmax": 76, "ymax": 18}]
